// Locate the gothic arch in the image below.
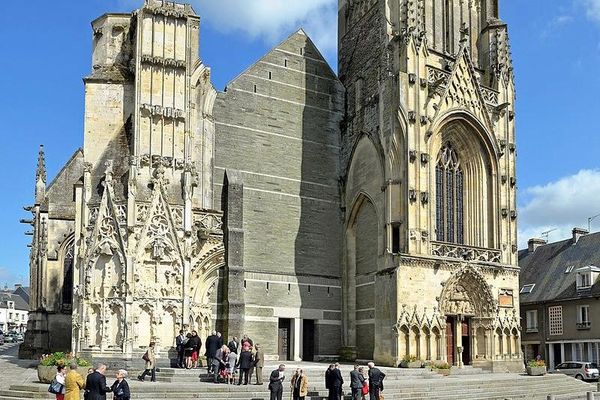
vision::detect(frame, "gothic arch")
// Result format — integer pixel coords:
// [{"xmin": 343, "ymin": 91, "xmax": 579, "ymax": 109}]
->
[
  {"xmin": 58, "ymin": 234, "xmax": 75, "ymax": 309},
  {"xmin": 429, "ymin": 112, "xmax": 500, "ymax": 248},
  {"xmin": 438, "ymin": 265, "xmax": 496, "ymax": 319}
]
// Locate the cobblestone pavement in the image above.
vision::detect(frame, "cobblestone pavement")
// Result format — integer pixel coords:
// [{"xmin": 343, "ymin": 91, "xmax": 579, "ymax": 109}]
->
[{"xmin": 0, "ymin": 343, "xmax": 38, "ymax": 390}]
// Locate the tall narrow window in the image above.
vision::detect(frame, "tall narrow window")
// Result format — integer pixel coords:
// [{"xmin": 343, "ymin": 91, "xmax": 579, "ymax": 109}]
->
[
  {"xmin": 62, "ymin": 241, "xmax": 74, "ymax": 308},
  {"xmin": 435, "ymin": 143, "xmax": 464, "ymax": 244}
]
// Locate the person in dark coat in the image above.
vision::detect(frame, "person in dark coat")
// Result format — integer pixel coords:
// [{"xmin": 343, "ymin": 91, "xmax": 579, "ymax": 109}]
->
[
  {"xmin": 327, "ymin": 363, "xmax": 343, "ymax": 400},
  {"xmin": 268, "ymin": 364, "xmax": 286, "ymax": 400},
  {"xmin": 186, "ymin": 331, "xmax": 202, "ymax": 369},
  {"xmin": 227, "ymin": 336, "xmax": 239, "ymax": 354},
  {"xmin": 175, "ymin": 330, "xmax": 187, "ymax": 368},
  {"xmin": 350, "ymin": 365, "xmax": 366, "ymax": 400},
  {"xmin": 236, "ymin": 348, "xmax": 254, "ymax": 385},
  {"xmin": 110, "ymin": 369, "xmax": 130, "ymax": 400},
  {"xmin": 84, "ymin": 364, "xmax": 111, "ymax": 400},
  {"xmin": 367, "ymin": 362, "xmax": 386, "ymax": 400},
  {"xmin": 205, "ymin": 331, "xmax": 219, "ymax": 373}
]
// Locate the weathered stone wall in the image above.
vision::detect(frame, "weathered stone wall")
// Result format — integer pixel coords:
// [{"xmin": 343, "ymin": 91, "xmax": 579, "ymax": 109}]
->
[{"xmin": 213, "ymin": 30, "xmax": 345, "ymax": 360}]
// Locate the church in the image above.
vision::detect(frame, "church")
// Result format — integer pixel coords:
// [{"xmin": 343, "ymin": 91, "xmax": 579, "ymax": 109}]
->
[{"xmin": 21, "ymin": 0, "xmax": 521, "ymax": 371}]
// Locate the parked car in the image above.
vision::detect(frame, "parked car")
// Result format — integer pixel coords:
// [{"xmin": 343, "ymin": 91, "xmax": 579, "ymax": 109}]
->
[
  {"xmin": 3, "ymin": 333, "xmax": 15, "ymax": 343},
  {"xmin": 553, "ymin": 362, "xmax": 600, "ymax": 381},
  {"xmin": 15, "ymin": 333, "xmax": 23, "ymax": 342}
]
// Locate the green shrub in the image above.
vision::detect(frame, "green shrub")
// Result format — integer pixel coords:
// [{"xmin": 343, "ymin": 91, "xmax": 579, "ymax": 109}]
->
[
  {"xmin": 527, "ymin": 359, "xmax": 545, "ymax": 368},
  {"xmin": 401, "ymin": 355, "xmax": 419, "ymax": 363},
  {"xmin": 39, "ymin": 352, "xmax": 91, "ymax": 367}
]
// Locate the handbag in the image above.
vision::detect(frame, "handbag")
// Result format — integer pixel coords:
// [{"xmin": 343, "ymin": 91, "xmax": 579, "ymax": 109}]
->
[
  {"xmin": 47, "ymin": 379, "xmax": 63, "ymax": 394},
  {"xmin": 361, "ymin": 382, "xmax": 369, "ymax": 395},
  {"xmin": 142, "ymin": 351, "xmax": 150, "ymax": 362}
]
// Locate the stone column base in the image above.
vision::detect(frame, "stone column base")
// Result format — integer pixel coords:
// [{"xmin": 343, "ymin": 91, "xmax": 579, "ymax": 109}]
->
[{"xmin": 339, "ymin": 346, "xmax": 357, "ymax": 362}]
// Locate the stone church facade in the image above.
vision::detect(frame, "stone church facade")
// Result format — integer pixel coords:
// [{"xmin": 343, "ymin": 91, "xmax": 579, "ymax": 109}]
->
[{"xmin": 21, "ymin": 0, "xmax": 522, "ymax": 371}]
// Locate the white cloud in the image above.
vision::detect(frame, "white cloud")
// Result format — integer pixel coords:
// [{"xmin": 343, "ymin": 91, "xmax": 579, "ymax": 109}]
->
[
  {"xmin": 194, "ymin": 0, "xmax": 338, "ymax": 57},
  {"xmin": 518, "ymin": 169, "xmax": 600, "ymax": 248},
  {"xmin": 581, "ymin": 0, "xmax": 600, "ymax": 22}
]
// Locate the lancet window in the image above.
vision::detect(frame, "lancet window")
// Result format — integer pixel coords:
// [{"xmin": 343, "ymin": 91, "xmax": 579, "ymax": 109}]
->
[{"xmin": 435, "ymin": 143, "xmax": 464, "ymax": 244}]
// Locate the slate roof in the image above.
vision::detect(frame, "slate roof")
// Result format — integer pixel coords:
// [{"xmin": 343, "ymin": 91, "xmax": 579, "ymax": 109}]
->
[
  {"xmin": 13, "ymin": 286, "xmax": 30, "ymax": 304},
  {"xmin": 0, "ymin": 292, "xmax": 29, "ymax": 311},
  {"xmin": 519, "ymin": 232, "xmax": 600, "ymax": 304}
]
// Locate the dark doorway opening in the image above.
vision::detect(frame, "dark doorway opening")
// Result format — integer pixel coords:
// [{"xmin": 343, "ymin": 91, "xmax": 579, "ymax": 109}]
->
[
  {"xmin": 446, "ymin": 316, "xmax": 455, "ymax": 365},
  {"xmin": 278, "ymin": 318, "xmax": 291, "ymax": 361},
  {"xmin": 553, "ymin": 344, "xmax": 562, "ymax": 369},
  {"xmin": 461, "ymin": 318, "xmax": 471, "ymax": 366},
  {"xmin": 302, "ymin": 320, "xmax": 315, "ymax": 361}
]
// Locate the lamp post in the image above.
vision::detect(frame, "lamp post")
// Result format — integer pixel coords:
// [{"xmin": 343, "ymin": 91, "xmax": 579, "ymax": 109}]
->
[{"xmin": 588, "ymin": 213, "xmax": 600, "ymax": 233}]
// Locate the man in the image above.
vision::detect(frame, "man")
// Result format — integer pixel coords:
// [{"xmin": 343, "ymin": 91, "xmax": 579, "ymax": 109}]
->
[
  {"xmin": 205, "ymin": 331, "xmax": 219, "ymax": 373},
  {"xmin": 175, "ymin": 329, "xmax": 187, "ymax": 368},
  {"xmin": 268, "ymin": 364, "xmax": 286, "ymax": 400},
  {"xmin": 327, "ymin": 363, "xmax": 343, "ymax": 400},
  {"xmin": 350, "ymin": 365, "xmax": 366, "ymax": 400},
  {"xmin": 85, "ymin": 363, "xmax": 111, "ymax": 400},
  {"xmin": 216, "ymin": 331, "xmax": 223, "ymax": 348},
  {"xmin": 237, "ymin": 347, "xmax": 253, "ymax": 385},
  {"xmin": 228, "ymin": 336, "xmax": 239, "ymax": 354},
  {"xmin": 254, "ymin": 343, "xmax": 264, "ymax": 385},
  {"xmin": 367, "ymin": 362, "xmax": 386, "ymax": 400}
]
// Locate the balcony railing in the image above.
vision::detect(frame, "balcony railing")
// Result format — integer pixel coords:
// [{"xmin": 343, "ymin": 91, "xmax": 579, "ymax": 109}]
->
[
  {"xmin": 431, "ymin": 241, "xmax": 502, "ymax": 263},
  {"xmin": 576, "ymin": 321, "xmax": 591, "ymax": 330}
]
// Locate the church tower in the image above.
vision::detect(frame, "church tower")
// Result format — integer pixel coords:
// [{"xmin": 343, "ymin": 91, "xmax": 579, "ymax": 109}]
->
[{"xmin": 338, "ymin": 0, "xmax": 520, "ymax": 370}]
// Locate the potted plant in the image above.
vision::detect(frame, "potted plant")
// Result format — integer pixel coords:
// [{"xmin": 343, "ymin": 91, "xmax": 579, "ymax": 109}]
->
[
  {"xmin": 428, "ymin": 361, "xmax": 452, "ymax": 375},
  {"xmin": 526, "ymin": 359, "xmax": 546, "ymax": 376},
  {"xmin": 399, "ymin": 355, "xmax": 422, "ymax": 368},
  {"xmin": 37, "ymin": 352, "xmax": 92, "ymax": 383}
]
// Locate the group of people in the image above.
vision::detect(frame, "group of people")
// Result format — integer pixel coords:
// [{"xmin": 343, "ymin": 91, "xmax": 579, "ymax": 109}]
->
[
  {"xmin": 51, "ymin": 363, "xmax": 130, "ymax": 400},
  {"xmin": 267, "ymin": 362, "xmax": 385, "ymax": 400}
]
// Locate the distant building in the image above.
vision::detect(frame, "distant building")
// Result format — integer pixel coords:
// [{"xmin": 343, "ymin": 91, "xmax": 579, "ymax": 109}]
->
[
  {"xmin": 0, "ymin": 285, "xmax": 29, "ymax": 333},
  {"xmin": 520, "ymin": 228, "xmax": 600, "ymax": 370}
]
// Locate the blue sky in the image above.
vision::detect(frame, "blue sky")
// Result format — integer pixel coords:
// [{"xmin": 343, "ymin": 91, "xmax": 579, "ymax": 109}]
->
[{"xmin": 0, "ymin": 0, "xmax": 599, "ymax": 286}]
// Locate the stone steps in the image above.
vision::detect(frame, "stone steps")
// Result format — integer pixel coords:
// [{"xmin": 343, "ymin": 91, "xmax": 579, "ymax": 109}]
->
[{"xmin": 0, "ymin": 371, "xmax": 594, "ymax": 400}]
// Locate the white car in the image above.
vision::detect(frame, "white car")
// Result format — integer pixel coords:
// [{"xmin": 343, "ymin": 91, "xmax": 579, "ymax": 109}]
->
[{"xmin": 553, "ymin": 362, "xmax": 599, "ymax": 381}]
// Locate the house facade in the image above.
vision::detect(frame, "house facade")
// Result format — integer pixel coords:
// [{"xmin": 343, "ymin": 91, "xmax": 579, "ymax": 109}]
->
[
  {"xmin": 520, "ymin": 229, "xmax": 600, "ymax": 370},
  {"xmin": 0, "ymin": 285, "xmax": 29, "ymax": 333}
]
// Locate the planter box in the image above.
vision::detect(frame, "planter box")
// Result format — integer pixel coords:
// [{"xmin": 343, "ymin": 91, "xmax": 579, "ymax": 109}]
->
[
  {"xmin": 526, "ymin": 366, "xmax": 546, "ymax": 376},
  {"xmin": 433, "ymin": 368, "xmax": 451, "ymax": 376},
  {"xmin": 400, "ymin": 361, "xmax": 422, "ymax": 368},
  {"xmin": 37, "ymin": 365, "xmax": 89, "ymax": 383}
]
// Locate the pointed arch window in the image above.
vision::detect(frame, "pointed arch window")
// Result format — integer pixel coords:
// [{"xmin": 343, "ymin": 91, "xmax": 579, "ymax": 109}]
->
[
  {"xmin": 62, "ymin": 241, "xmax": 74, "ymax": 310},
  {"xmin": 436, "ymin": 143, "xmax": 464, "ymax": 244}
]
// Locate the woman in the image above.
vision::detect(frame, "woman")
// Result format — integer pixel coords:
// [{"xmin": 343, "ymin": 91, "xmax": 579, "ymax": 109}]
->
[
  {"xmin": 111, "ymin": 369, "xmax": 131, "ymax": 400},
  {"xmin": 64, "ymin": 363, "xmax": 85, "ymax": 400},
  {"xmin": 137, "ymin": 342, "xmax": 156, "ymax": 382},
  {"xmin": 212, "ymin": 345, "xmax": 228, "ymax": 383},
  {"xmin": 54, "ymin": 365, "xmax": 66, "ymax": 400},
  {"xmin": 358, "ymin": 367, "xmax": 368, "ymax": 400},
  {"xmin": 184, "ymin": 332, "xmax": 193, "ymax": 369},
  {"xmin": 290, "ymin": 368, "xmax": 308, "ymax": 400}
]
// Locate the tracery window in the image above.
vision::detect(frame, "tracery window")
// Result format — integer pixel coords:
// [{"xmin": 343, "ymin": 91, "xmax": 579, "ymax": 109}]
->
[
  {"xmin": 62, "ymin": 241, "xmax": 74, "ymax": 309},
  {"xmin": 435, "ymin": 143, "xmax": 464, "ymax": 244}
]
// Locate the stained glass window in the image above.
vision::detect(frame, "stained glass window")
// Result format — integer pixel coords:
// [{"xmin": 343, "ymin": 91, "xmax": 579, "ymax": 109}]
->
[{"xmin": 435, "ymin": 143, "xmax": 464, "ymax": 244}]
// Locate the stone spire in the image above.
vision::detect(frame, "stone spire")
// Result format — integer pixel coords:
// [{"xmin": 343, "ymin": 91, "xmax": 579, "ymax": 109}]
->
[{"xmin": 35, "ymin": 145, "xmax": 46, "ymax": 204}]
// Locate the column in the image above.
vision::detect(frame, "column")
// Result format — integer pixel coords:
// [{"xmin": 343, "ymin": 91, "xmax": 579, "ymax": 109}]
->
[
  {"xmin": 560, "ymin": 343, "xmax": 565, "ymax": 364},
  {"xmin": 292, "ymin": 318, "xmax": 302, "ymax": 361},
  {"xmin": 548, "ymin": 344, "xmax": 554, "ymax": 370}
]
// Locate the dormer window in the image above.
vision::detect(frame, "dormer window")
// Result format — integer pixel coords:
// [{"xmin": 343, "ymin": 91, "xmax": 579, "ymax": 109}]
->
[
  {"xmin": 576, "ymin": 266, "xmax": 599, "ymax": 291},
  {"xmin": 565, "ymin": 265, "xmax": 574, "ymax": 274},
  {"xmin": 520, "ymin": 284, "xmax": 535, "ymax": 294}
]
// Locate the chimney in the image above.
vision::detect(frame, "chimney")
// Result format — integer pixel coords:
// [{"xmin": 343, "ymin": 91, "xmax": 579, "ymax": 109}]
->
[
  {"xmin": 528, "ymin": 238, "xmax": 547, "ymax": 253},
  {"xmin": 572, "ymin": 227, "xmax": 589, "ymax": 244},
  {"xmin": 14, "ymin": 284, "xmax": 22, "ymax": 289}
]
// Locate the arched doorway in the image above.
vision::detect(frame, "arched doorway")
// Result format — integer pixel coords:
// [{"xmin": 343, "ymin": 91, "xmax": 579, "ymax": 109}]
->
[{"xmin": 438, "ymin": 265, "xmax": 496, "ymax": 366}]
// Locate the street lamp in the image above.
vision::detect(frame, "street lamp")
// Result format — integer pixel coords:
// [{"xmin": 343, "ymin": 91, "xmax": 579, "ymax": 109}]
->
[{"xmin": 588, "ymin": 213, "xmax": 600, "ymax": 233}]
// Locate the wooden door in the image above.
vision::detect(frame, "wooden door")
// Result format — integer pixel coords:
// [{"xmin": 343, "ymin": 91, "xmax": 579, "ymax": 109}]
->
[
  {"xmin": 446, "ymin": 317, "xmax": 455, "ymax": 365},
  {"xmin": 278, "ymin": 319, "xmax": 291, "ymax": 361}
]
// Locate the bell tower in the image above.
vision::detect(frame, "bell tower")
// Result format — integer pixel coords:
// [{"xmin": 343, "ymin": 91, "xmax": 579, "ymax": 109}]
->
[{"xmin": 339, "ymin": 0, "xmax": 521, "ymax": 371}]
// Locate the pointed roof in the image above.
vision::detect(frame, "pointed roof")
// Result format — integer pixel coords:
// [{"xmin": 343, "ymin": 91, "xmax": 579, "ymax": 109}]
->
[{"xmin": 36, "ymin": 145, "xmax": 46, "ymax": 183}]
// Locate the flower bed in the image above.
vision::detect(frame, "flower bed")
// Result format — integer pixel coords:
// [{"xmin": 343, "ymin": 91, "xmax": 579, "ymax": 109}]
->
[
  {"xmin": 526, "ymin": 359, "xmax": 546, "ymax": 376},
  {"xmin": 37, "ymin": 352, "xmax": 91, "ymax": 383}
]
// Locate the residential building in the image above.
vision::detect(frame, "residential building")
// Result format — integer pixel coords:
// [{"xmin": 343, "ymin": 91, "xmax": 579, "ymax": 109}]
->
[
  {"xmin": 0, "ymin": 285, "xmax": 29, "ymax": 333},
  {"xmin": 520, "ymin": 228, "xmax": 600, "ymax": 370}
]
